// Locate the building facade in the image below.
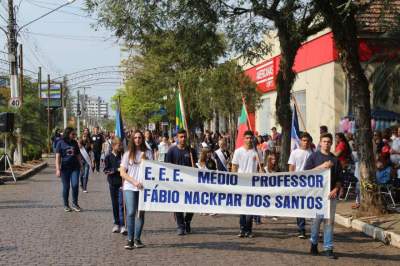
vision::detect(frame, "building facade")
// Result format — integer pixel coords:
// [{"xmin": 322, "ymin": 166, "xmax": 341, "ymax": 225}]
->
[{"xmin": 243, "ymin": 27, "xmax": 397, "ymax": 141}]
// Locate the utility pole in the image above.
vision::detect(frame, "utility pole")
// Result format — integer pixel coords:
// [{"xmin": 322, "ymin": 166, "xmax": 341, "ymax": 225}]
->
[
  {"xmin": 38, "ymin": 66, "xmax": 41, "ymax": 98},
  {"xmin": 47, "ymin": 74, "xmax": 51, "ymax": 155},
  {"xmin": 62, "ymin": 76, "xmax": 68, "ymax": 129},
  {"xmin": 19, "ymin": 44, "xmax": 23, "ymax": 103},
  {"xmin": 77, "ymin": 90, "xmax": 81, "ymax": 138},
  {"xmin": 8, "ymin": 0, "xmax": 19, "ymax": 101}
]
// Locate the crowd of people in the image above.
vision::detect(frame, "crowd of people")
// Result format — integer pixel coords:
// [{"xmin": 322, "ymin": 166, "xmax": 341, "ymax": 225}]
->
[{"xmin": 52, "ymin": 124, "xmax": 400, "ymax": 259}]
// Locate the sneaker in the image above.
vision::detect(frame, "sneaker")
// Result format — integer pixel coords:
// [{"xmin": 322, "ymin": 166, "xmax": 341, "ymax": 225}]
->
[
  {"xmin": 298, "ymin": 231, "xmax": 306, "ymax": 239},
  {"xmin": 112, "ymin": 225, "xmax": 120, "ymax": 233},
  {"xmin": 124, "ymin": 240, "xmax": 134, "ymax": 250},
  {"xmin": 83, "ymin": 190, "xmax": 88, "ymax": 193},
  {"xmin": 325, "ymin": 250, "xmax": 337, "ymax": 259},
  {"xmin": 272, "ymin": 217, "xmax": 278, "ymax": 221},
  {"xmin": 310, "ymin": 244, "xmax": 319, "ymax": 256},
  {"xmin": 134, "ymin": 239, "xmax": 145, "ymax": 248},
  {"xmin": 177, "ymin": 228, "xmax": 186, "ymax": 236},
  {"xmin": 237, "ymin": 231, "xmax": 245, "ymax": 238},
  {"xmin": 64, "ymin": 206, "xmax": 72, "ymax": 212},
  {"xmin": 71, "ymin": 204, "xmax": 81, "ymax": 212},
  {"xmin": 120, "ymin": 226, "xmax": 127, "ymax": 235},
  {"xmin": 245, "ymin": 232, "xmax": 254, "ymax": 238},
  {"xmin": 185, "ymin": 222, "xmax": 192, "ymax": 234}
]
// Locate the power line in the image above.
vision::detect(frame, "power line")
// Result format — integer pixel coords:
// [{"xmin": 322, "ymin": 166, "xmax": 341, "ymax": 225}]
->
[
  {"xmin": 23, "ymin": 31, "xmax": 110, "ymax": 42},
  {"xmin": 25, "ymin": 0, "xmax": 96, "ymax": 20}
]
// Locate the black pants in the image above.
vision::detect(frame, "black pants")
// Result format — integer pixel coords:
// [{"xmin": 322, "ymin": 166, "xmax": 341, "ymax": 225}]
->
[
  {"xmin": 240, "ymin": 215, "xmax": 253, "ymax": 233},
  {"xmin": 93, "ymin": 152, "xmax": 101, "ymax": 172},
  {"xmin": 175, "ymin": 212, "xmax": 194, "ymax": 229},
  {"xmin": 109, "ymin": 184, "xmax": 121, "ymax": 225}
]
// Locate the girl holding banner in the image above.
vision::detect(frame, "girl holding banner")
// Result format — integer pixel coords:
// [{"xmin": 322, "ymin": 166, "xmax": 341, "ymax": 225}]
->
[{"xmin": 120, "ymin": 130, "xmax": 153, "ymax": 250}]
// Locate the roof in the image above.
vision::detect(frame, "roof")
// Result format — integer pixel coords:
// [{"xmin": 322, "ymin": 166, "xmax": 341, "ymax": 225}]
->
[{"xmin": 357, "ymin": 0, "xmax": 400, "ymax": 33}]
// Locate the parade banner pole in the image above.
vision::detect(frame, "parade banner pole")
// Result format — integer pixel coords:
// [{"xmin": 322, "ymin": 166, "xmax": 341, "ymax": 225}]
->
[{"xmin": 178, "ymin": 82, "xmax": 195, "ymax": 168}]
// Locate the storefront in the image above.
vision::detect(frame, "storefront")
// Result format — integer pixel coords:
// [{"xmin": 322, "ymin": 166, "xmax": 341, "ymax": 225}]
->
[{"xmin": 243, "ymin": 29, "xmax": 393, "ymax": 141}]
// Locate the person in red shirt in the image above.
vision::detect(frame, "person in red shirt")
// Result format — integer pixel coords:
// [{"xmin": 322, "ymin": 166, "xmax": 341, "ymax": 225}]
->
[
  {"xmin": 334, "ymin": 133, "xmax": 351, "ymax": 167},
  {"xmin": 334, "ymin": 133, "xmax": 352, "ymax": 199}
]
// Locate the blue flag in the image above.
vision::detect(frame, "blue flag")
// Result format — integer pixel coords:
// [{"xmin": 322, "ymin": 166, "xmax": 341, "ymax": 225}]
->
[
  {"xmin": 115, "ymin": 106, "xmax": 125, "ymax": 141},
  {"xmin": 291, "ymin": 105, "xmax": 301, "ymax": 151}
]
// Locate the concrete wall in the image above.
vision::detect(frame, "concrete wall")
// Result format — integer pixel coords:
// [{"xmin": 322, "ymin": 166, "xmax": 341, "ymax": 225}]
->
[{"xmin": 255, "ymin": 62, "xmax": 341, "ymax": 141}]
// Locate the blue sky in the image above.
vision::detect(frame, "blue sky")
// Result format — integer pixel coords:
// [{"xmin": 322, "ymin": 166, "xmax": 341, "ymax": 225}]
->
[{"xmin": 0, "ymin": 0, "xmax": 121, "ymax": 106}]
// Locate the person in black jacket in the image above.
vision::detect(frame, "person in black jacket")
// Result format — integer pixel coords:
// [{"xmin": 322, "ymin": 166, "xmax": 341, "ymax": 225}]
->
[{"xmin": 104, "ymin": 137, "xmax": 124, "ymax": 233}]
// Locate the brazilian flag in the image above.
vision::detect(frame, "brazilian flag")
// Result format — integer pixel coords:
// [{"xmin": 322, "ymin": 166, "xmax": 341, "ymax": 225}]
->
[{"xmin": 176, "ymin": 90, "xmax": 187, "ymax": 131}]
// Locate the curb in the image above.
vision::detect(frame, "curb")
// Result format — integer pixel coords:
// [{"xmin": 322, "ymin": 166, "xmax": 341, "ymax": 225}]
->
[
  {"xmin": 0, "ymin": 161, "xmax": 48, "ymax": 183},
  {"xmin": 335, "ymin": 213, "xmax": 400, "ymax": 248}
]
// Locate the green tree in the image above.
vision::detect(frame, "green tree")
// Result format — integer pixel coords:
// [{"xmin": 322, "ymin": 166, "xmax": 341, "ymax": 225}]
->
[{"xmin": 314, "ymin": 0, "xmax": 387, "ymax": 214}]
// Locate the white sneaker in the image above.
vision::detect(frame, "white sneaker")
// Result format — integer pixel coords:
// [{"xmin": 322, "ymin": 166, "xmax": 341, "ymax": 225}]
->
[
  {"xmin": 112, "ymin": 225, "xmax": 120, "ymax": 233},
  {"xmin": 83, "ymin": 190, "xmax": 88, "ymax": 193},
  {"xmin": 120, "ymin": 226, "xmax": 127, "ymax": 235}
]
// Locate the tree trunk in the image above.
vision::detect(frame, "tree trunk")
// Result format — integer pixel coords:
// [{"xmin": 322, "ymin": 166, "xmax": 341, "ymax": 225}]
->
[
  {"xmin": 215, "ymin": 109, "xmax": 220, "ymax": 133},
  {"xmin": 316, "ymin": 0, "xmax": 384, "ymax": 215},
  {"xmin": 275, "ymin": 21, "xmax": 300, "ymax": 172}
]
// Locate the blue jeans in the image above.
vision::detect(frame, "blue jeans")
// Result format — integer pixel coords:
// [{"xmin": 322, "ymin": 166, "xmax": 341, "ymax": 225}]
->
[
  {"xmin": 124, "ymin": 190, "xmax": 144, "ymax": 241},
  {"xmin": 61, "ymin": 168, "xmax": 80, "ymax": 207},
  {"xmin": 310, "ymin": 199, "xmax": 337, "ymax": 250},
  {"xmin": 297, "ymin": 218, "xmax": 306, "ymax": 232},
  {"xmin": 80, "ymin": 161, "xmax": 90, "ymax": 191}
]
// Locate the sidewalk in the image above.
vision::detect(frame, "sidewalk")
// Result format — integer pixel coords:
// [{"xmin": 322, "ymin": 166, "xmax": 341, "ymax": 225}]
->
[
  {"xmin": 335, "ymin": 201, "xmax": 400, "ymax": 248},
  {"xmin": 0, "ymin": 160, "xmax": 48, "ymax": 183}
]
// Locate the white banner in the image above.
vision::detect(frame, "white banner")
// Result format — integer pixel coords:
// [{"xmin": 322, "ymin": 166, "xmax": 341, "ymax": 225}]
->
[{"xmin": 139, "ymin": 160, "xmax": 331, "ymax": 219}]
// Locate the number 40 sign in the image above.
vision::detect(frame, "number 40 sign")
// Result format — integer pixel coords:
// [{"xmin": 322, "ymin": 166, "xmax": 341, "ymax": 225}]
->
[{"xmin": 9, "ymin": 97, "xmax": 21, "ymax": 108}]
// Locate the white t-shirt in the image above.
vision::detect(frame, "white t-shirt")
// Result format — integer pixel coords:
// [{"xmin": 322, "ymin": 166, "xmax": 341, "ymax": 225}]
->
[
  {"xmin": 158, "ymin": 142, "xmax": 170, "ymax": 162},
  {"xmin": 231, "ymin": 147, "xmax": 259, "ymax": 173},
  {"xmin": 288, "ymin": 148, "xmax": 312, "ymax": 172},
  {"xmin": 121, "ymin": 150, "xmax": 153, "ymax": 191}
]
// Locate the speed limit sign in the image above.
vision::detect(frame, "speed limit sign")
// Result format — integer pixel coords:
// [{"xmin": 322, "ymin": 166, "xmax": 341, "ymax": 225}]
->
[{"xmin": 9, "ymin": 97, "xmax": 21, "ymax": 108}]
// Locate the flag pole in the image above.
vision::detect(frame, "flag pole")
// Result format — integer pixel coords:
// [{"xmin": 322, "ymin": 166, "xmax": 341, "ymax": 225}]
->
[
  {"xmin": 241, "ymin": 95, "xmax": 263, "ymax": 173},
  {"xmin": 116, "ymin": 95, "xmax": 127, "ymax": 229},
  {"xmin": 291, "ymin": 95, "xmax": 307, "ymax": 131},
  {"xmin": 178, "ymin": 82, "xmax": 195, "ymax": 167}
]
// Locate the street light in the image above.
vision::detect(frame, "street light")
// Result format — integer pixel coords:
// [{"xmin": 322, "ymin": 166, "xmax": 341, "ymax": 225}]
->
[{"xmin": 17, "ymin": 0, "xmax": 76, "ymax": 33}]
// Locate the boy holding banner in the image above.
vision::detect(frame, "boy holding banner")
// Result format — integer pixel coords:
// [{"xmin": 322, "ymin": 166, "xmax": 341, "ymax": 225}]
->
[
  {"xmin": 232, "ymin": 130, "xmax": 261, "ymax": 238},
  {"xmin": 165, "ymin": 129, "xmax": 198, "ymax": 235},
  {"xmin": 304, "ymin": 133, "xmax": 343, "ymax": 260},
  {"xmin": 288, "ymin": 132, "xmax": 313, "ymax": 239}
]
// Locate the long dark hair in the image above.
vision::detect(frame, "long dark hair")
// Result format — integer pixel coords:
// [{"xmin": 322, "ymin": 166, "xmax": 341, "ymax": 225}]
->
[
  {"xmin": 128, "ymin": 130, "xmax": 147, "ymax": 161},
  {"xmin": 63, "ymin": 127, "xmax": 76, "ymax": 142}
]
